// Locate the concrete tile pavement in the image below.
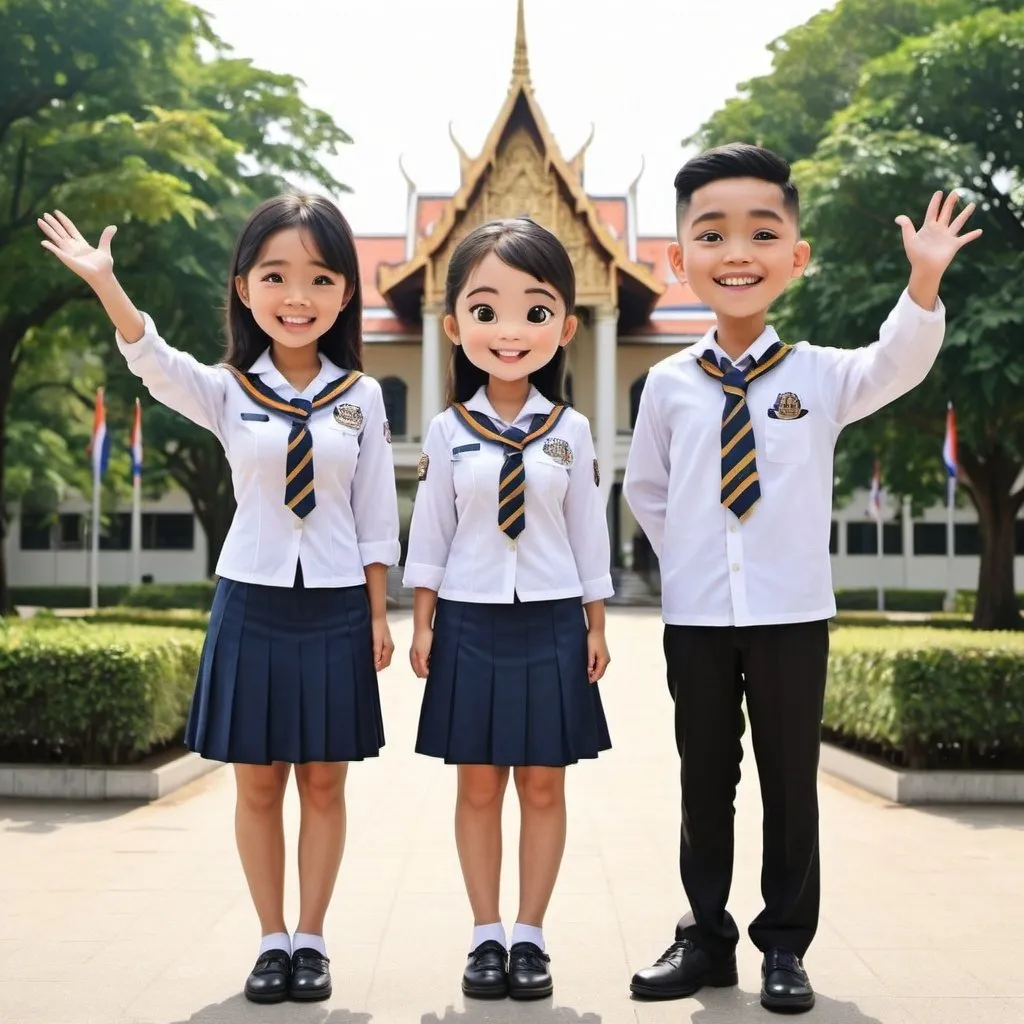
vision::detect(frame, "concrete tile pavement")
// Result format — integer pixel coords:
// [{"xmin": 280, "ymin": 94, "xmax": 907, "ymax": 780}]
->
[{"xmin": 2, "ymin": 608, "xmax": 1023, "ymax": 1024}]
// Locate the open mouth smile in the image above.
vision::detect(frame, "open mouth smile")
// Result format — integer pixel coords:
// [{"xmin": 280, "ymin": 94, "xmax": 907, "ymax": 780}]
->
[
  {"xmin": 491, "ymin": 349, "xmax": 529, "ymax": 364},
  {"xmin": 714, "ymin": 275, "xmax": 763, "ymax": 289}
]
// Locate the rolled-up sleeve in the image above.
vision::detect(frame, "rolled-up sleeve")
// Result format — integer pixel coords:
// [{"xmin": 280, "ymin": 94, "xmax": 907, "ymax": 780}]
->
[
  {"xmin": 825, "ymin": 289, "xmax": 946, "ymax": 427},
  {"xmin": 403, "ymin": 415, "xmax": 457, "ymax": 592},
  {"xmin": 350, "ymin": 380, "xmax": 401, "ymax": 567},
  {"xmin": 116, "ymin": 313, "xmax": 227, "ymax": 443},
  {"xmin": 623, "ymin": 371, "xmax": 671, "ymax": 558},
  {"xmin": 563, "ymin": 417, "xmax": 613, "ymax": 603}
]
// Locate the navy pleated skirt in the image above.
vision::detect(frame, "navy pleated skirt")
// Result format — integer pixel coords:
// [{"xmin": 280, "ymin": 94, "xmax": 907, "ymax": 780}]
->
[
  {"xmin": 184, "ymin": 568, "xmax": 384, "ymax": 765},
  {"xmin": 416, "ymin": 597, "xmax": 611, "ymax": 767}
]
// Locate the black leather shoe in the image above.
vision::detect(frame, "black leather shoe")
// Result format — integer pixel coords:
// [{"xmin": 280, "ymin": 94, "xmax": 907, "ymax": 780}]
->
[
  {"xmin": 289, "ymin": 947, "xmax": 332, "ymax": 1002},
  {"xmin": 761, "ymin": 949, "xmax": 814, "ymax": 1013},
  {"xmin": 630, "ymin": 938, "xmax": 738, "ymax": 1000},
  {"xmin": 508, "ymin": 941, "xmax": 552, "ymax": 1000},
  {"xmin": 244, "ymin": 949, "xmax": 291, "ymax": 1004},
  {"xmin": 462, "ymin": 940, "xmax": 509, "ymax": 999}
]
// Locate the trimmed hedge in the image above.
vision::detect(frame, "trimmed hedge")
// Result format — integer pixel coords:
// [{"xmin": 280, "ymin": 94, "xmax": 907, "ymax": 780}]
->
[
  {"xmin": 120, "ymin": 581, "xmax": 217, "ymax": 610},
  {"xmin": 0, "ymin": 620, "xmax": 202, "ymax": 765},
  {"xmin": 88, "ymin": 607, "xmax": 209, "ymax": 630},
  {"xmin": 9, "ymin": 585, "xmax": 131, "ymax": 609},
  {"xmin": 826, "ymin": 627, "xmax": 1024, "ymax": 770}
]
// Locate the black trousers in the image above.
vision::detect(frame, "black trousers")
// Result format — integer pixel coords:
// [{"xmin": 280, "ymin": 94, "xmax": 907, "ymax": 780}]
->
[{"xmin": 663, "ymin": 620, "xmax": 829, "ymax": 959}]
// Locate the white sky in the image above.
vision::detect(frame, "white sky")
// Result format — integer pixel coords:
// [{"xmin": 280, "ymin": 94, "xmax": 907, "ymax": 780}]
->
[{"xmin": 197, "ymin": 0, "xmax": 833, "ymax": 236}]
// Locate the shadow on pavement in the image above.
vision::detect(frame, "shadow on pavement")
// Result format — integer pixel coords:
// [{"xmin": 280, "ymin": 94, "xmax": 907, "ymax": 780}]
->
[
  {"xmin": 0, "ymin": 799, "xmax": 143, "ymax": 834},
  {"xmin": 685, "ymin": 986, "xmax": 888, "ymax": 1023},
  {"xmin": 170, "ymin": 994, "xmax": 372, "ymax": 1024},
  {"xmin": 422, "ymin": 1003, "xmax": 601, "ymax": 1024}
]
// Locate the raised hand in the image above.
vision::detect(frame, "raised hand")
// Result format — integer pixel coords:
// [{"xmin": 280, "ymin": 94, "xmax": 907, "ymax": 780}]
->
[
  {"xmin": 896, "ymin": 191, "xmax": 982, "ymax": 278},
  {"xmin": 38, "ymin": 211, "xmax": 117, "ymax": 283}
]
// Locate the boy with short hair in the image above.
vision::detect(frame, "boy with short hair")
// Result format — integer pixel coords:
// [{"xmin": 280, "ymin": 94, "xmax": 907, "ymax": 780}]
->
[{"xmin": 623, "ymin": 143, "xmax": 979, "ymax": 1013}]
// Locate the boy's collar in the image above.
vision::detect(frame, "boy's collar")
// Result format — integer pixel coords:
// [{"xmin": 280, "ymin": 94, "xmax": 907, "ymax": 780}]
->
[{"xmin": 696, "ymin": 324, "xmax": 783, "ymax": 367}]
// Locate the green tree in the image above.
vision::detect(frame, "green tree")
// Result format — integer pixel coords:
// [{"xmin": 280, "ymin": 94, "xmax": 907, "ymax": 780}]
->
[
  {"xmin": 0, "ymin": 0, "xmax": 350, "ymax": 608},
  {"xmin": 691, "ymin": 0, "xmax": 1024, "ymax": 628}
]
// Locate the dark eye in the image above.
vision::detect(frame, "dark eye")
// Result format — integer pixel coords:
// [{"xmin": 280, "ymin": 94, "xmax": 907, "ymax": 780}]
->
[
  {"xmin": 527, "ymin": 305, "xmax": 553, "ymax": 324},
  {"xmin": 697, "ymin": 231, "xmax": 723, "ymax": 243},
  {"xmin": 753, "ymin": 230, "xmax": 778, "ymax": 241},
  {"xmin": 470, "ymin": 304, "xmax": 496, "ymax": 323},
  {"xmin": 262, "ymin": 272, "xmax": 283, "ymax": 283},
  {"xmin": 313, "ymin": 274, "xmax": 334, "ymax": 285}
]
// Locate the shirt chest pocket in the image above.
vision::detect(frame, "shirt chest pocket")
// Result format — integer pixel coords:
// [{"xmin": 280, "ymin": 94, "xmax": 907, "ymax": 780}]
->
[{"xmin": 762, "ymin": 412, "xmax": 811, "ymax": 465}]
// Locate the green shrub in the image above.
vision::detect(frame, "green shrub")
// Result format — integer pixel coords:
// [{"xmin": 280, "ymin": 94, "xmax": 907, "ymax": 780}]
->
[
  {"xmin": 87, "ymin": 607, "xmax": 209, "ymax": 630},
  {"xmin": 120, "ymin": 581, "xmax": 217, "ymax": 610},
  {"xmin": 826, "ymin": 627, "xmax": 1024, "ymax": 769},
  {"xmin": 0, "ymin": 621, "xmax": 203, "ymax": 765},
  {"xmin": 9, "ymin": 585, "xmax": 131, "ymax": 609}
]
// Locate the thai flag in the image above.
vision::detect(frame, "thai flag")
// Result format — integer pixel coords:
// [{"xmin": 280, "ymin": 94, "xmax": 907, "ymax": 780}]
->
[
  {"xmin": 868, "ymin": 459, "xmax": 882, "ymax": 520},
  {"xmin": 943, "ymin": 402, "xmax": 958, "ymax": 482},
  {"xmin": 89, "ymin": 386, "xmax": 110, "ymax": 480},
  {"xmin": 130, "ymin": 398, "xmax": 143, "ymax": 481}
]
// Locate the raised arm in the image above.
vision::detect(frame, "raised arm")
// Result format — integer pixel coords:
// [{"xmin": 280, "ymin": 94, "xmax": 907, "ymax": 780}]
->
[{"xmin": 38, "ymin": 211, "xmax": 227, "ymax": 437}]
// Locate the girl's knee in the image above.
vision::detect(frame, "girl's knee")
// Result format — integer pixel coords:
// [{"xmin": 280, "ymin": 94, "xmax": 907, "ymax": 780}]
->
[
  {"xmin": 235, "ymin": 763, "xmax": 289, "ymax": 812},
  {"xmin": 514, "ymin": 767, "xmax": 565, "ymax": 810},
  {"xmin": 295, "ymin": 762, "xmax": 346, "ymax": 811},
  {"xmin": 457, "ymin": 766, "xmax": 508, "ymax": 811}
]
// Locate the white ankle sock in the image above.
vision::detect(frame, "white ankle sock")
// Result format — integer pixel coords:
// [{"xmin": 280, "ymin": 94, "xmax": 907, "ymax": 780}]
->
[
  {"xmin": 292, "ymin": 931, "xmax": 327, "ymax": 957},
  {"xmin": 511, "ymin": 922, "xmax": 545, "ymax": 951},
  {"xmin": 471, "ymin": 922, "xmax": 506, "ymax": 952},
  {"xmin": 259, "ymin": 932, "xmax": 291, "ymax": 957}
]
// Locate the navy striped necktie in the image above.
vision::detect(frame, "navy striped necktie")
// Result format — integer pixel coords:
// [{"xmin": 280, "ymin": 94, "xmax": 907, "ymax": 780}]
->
[
  {"xmin": 696, "ymin": 342, "xmax": 793, "ymax": 521},
  {"xmin": 452, "ymin": 403, "xmax": 566, "ymax": 539},
  {"xmin": 225, "ymin": 365, "xmax": 362, "ymax": 519}
]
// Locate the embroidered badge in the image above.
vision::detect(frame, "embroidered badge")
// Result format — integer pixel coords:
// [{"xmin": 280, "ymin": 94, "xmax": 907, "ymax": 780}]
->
[
  {"xmin": 543, "ymin": 437, "xmax": 574, "ymax": 466},
  {"xmin": 767, "ymin": 392, "xmax": 809, "ymax": 420},
  {"xmin": 333, "ymin": 403, "xmax": 364, "ymax": 429},
  {"xmin": 593, "ymin": 459, "xmax": 601, "ymax": 487},
  {"xmin": 383, "ymin": 420, "xmax": 392, "ymax": 444},
  {"xmin": 417, "ymin": 452, "xmax": 429, "ymax": 481}
]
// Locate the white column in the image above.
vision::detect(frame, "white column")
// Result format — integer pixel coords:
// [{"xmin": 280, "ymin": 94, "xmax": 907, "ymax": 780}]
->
[
  {"xmin": 420, "ymin": 301, "xmax": 443, "ymax": 441},
  {"xmin": 595, "ymin": 305, "xmax": 618, "ymax": 509},
  {"xmin": 902, "ymin": 495, "xmax": 913, "ymax": 588}
]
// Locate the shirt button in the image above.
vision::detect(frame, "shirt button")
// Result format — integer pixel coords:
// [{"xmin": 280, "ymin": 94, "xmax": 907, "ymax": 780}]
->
[
  {"xmin": 731, "ymin": 563, "xmax": 740, "ymax": 572},
  {"xmin": 729, "ymin": 524, "xmax": 737, "ymax": 533}
]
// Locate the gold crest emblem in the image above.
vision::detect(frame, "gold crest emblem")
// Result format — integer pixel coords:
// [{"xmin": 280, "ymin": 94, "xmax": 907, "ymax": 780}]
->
[
  {"xmin": 417, "ymin": 452, "xmax": 429, "ymax": 481},
  {"xmin": 333, "ymin": 403, "xmax": 363, "ymax": 429},
  {"xmin": 593, "ymin": 459, "xmax": 600, "ymax": 487},
  {"xmin": 542, "ymin": 437, "xmax": 574, "ymax": 466},
  {"xmin": 383, "ymin": 420, "xmax": 392, "ymax": 444},
  {"xmin": 768, "ymin": 392, "xmax": 809, "ymax": 420}
]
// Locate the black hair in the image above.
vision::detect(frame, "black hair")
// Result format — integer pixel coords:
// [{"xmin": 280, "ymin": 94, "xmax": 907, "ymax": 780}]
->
[
  {"xmin": 443, "ymin": 217, "xmax": 575, "ymax": 407},
  {"xmin": 224, "ymin": 193, "xmax": 363, "ymax": 371},
  {"xmin": 674, "ymin": 143, "xmax": 799, "ymax": 223}
]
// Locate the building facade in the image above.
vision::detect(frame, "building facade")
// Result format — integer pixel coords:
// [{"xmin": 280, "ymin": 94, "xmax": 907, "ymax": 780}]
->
[{"xmin": 5, "ymin": 1, "xmax": 1020, "ymax": 597}]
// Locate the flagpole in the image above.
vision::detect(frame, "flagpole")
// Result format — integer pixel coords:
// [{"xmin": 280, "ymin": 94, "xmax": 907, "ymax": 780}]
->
[
  {"xmin": 89, "ymin": 391, "xmax": 102, "ymax": 611},
  {"xmin": 131, "ymin": 399, "xmax": 142, "ymax": 587},
  {"xmin": 944, "ymin": 473, "xmax": 956, "ymax": 612},
  {"xmin": 876, "ymin": 511, "xmax": 884, "ymax": 612}
]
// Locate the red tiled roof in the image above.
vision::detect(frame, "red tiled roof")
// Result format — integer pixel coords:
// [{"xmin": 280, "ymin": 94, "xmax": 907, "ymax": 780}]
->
[
  {"xmin": 356, "ymin": 236, "xmax": 406, "ymax": 308},
  {"xmin": 592, "ymin": 197, "xmax": 627, "ymax": 239},
  {"xmin": 636, "ymin": 237, "xmax": 705, "ymax": 310}
]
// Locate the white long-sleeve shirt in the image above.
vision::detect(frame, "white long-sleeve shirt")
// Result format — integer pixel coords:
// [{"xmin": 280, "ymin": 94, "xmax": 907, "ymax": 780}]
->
[
  {"xmin": 623, "ymin": 290, "xmax": 945, "ymax": 626},
  {"xmin": 117, "ymin": 314, "xmax": 400, "ymax": 587},
  {"xmin": 403, "ymin": 386, "xmax": 613, "ymax": 604}
]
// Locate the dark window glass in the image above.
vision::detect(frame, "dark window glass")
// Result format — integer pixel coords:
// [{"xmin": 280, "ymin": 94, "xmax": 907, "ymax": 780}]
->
[
  {"xmin": 379, "ymin": 376, "xmax": 407, "ymax": 437},
  {"xmin": 629, "ymin": 373, "xmax": 648, "ymax": 429},
  {"xmin": 19, "ymin": 513, "xmax": 52, "ymax": 551},
  {"xmin": 954, "ymin": 522, "xmax": 981, "ymax": 555},
  {"xmin": 58, "ymin": 513, "xmax": 84, "ymax": 549},
  {"xmin": 143, "ymin": 513, "xmax": 195, "ymax": 551},
  {"xmin": 99, "ymin": 513, "xmax": 132, "ymax": 551},
  {"xmin": 914, "ymin": 522, "xmax": 947, "ymax": 555},
  {"xmin": 829, "ymin": 521, "xmax": 838, "ymax": 554}
]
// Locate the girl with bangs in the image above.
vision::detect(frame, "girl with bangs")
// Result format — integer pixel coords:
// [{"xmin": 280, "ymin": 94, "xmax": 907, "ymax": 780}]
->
[
  {"xmin": 404, "ymin": 217, "xmax": 614, "ymax": 1002},
  {"xmin": 39, "ymin": 195, "xmax": 400, "ymax": 1005}
]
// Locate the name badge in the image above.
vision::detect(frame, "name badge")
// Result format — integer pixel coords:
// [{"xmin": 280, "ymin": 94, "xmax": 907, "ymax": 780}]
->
[
  {"xmin": 240, "ymin": 412, "xmax": 270, "ymax": 422},
  {"xmin": 452, "ymin": 443, "xmax": 481, "ymax": 457}
]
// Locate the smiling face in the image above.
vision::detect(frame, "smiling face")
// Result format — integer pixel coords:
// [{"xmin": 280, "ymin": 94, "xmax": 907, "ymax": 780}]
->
[
  {"xmin": 443, "ymin": 250, "xmax": 577, "ymax": 383},
  {"xmin": 234, "ymin": 227, "xmax": 350, "ymax": 352},
  {"xmin": 668, "ymin": 177, "xmax": 810, "ymax": 321}
]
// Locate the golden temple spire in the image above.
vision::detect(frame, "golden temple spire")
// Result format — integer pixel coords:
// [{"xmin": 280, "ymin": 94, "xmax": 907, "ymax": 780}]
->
[{"xmin": 512, "ymin": 0, "xmax": 531, "ymax": 87}]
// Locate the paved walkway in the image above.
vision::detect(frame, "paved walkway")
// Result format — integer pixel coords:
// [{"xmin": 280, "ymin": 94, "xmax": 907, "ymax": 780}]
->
[{"xmin": 3, "ymin": 609, "xmax": 1023, "ymax": 1024}]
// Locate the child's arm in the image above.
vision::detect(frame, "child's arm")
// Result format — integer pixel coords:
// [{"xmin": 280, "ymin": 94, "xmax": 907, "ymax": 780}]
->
[
  {"xmin": 562, "ymin": 417, "xmax": 614, "ymax": 605},
  {"xmin": 38, "ymin": 211, "xmax": 227, "ymax": 438},
  {"xmin": 404, "ymin": 416, "xmax": 458, "ymax": 679},
  {"xmin": 824, "ymin": 191, "xmax": 981, "ymax": 427},
  {"xmin": 623, "ymin": 372, "xmax": 671, "ymax": 558}
]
